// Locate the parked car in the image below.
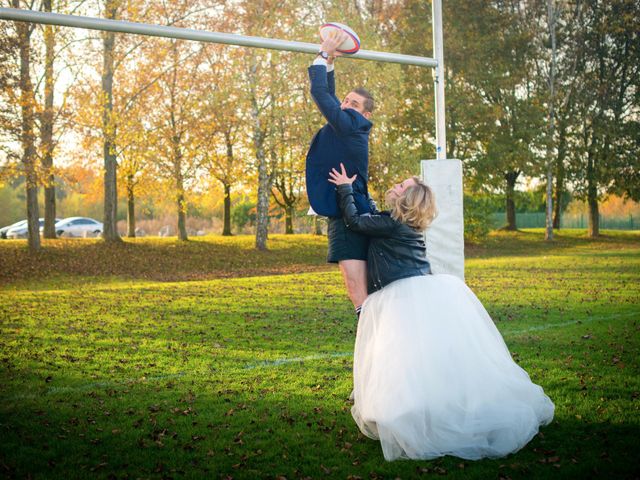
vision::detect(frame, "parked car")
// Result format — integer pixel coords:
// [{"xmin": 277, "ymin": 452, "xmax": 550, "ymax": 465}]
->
[
  {"xmin": 53, "ymin": 217, "xmax": 103, "ymax": 238},
  {"xmin": 1, "ymin": 220, "xmax": 27, "ymax": 239},
  {"xmin": 5, "ymin": 218, "xmax": 61, "ymax": 239}
]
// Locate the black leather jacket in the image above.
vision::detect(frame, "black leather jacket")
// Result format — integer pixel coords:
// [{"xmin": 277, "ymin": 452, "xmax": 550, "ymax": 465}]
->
[{"xmin": 336, "ymin": 184, "xmax": 431, "ymax": 293}]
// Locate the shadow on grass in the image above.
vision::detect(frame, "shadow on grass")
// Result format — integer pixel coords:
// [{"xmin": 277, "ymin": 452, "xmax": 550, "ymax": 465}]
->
[
  {"xmin": 466, "ymin": 229, "xmax": 640, "ymax": 259},
  {"xmin": 0, "ymin": 235, "xmax": 332, "ymax": 285},
  {"xmin": 1, "ymin": 313, "xmax": 638, "ymax": 478},
  {"xmin": 1, "ymin": 365, "xmax": 639, "ymax": 480}
]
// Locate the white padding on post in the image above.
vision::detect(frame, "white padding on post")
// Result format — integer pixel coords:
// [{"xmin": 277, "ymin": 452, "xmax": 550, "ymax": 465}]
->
[{"xmin": 421, "ymin": 159, "xmax": 465, "ymax": 281}]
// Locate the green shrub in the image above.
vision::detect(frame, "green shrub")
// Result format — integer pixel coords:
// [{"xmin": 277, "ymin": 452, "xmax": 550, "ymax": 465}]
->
[
  {"xmin": 464, "ymin": 195, "xmax": 492, "ymax": 243},
  {"xmin": 231, "ymin": 201, "xmax": 256, "ymax": 229}
]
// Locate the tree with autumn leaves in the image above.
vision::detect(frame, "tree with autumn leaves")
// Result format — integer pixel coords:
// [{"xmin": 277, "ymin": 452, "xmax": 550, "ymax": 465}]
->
[
  {"xmin": 1, "ymin": 0, "xmax": 82, "ymax": 249},
  {"xmin": 2, "ymin": 0, "xmax": 638, "ymax": 252},
  {"xmin": 198, "ymin": 45, "xmax": 244, "ymax": 237}
]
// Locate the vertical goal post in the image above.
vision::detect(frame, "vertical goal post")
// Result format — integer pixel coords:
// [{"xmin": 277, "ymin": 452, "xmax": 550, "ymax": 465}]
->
[{"xmin": 0, "ymin": 1, "xmax": 464, "ymax": 279}]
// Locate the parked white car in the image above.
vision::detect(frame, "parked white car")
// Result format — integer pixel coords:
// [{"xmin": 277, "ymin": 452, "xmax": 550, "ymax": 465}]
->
[
  {"xmin": 5, "ymin": 218, "xmax": 61, "ymax": 239},
  {"xmin": 53, "ymin": 217, "xmax": 103, "ymax": 238},
  {"xmin": 1, "ymin": 219, "xmax": 27, "ymax": 239}
]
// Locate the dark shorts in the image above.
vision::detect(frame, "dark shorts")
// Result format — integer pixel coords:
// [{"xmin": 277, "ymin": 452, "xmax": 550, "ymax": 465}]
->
[{"xmin": 326, "ymin": 217, "xmax": 369, "ymax": 263}]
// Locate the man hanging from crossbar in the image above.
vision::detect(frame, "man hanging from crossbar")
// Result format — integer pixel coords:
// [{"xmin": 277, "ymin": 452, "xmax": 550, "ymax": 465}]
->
[{"xmin": 305, "ymin": 29, "xmax": 376, "ymax": 321}]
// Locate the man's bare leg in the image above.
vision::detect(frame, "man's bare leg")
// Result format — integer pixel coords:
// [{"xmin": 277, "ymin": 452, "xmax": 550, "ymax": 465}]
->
[
  {"xmin": 340, "ymin": 259, "xmax": 366, "ymax": 402},
  {"xmin": 338, "ymin": 259, "xmax": 368, "ymax": 309}
]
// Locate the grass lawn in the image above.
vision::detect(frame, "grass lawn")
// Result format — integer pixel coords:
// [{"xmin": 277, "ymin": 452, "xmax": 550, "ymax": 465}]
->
[{"xmin": 1, "ymin": 230, "xmax": 639, "ymax": 479}]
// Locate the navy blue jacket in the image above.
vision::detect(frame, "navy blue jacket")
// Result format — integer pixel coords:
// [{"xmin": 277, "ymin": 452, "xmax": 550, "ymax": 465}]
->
[{"xmin": 306, "ymin": 65, "xmax": 373, "ymax": 217}]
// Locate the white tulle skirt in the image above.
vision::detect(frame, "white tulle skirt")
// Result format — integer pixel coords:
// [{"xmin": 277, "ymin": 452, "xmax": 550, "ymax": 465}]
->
[{"xmin": 351, "ymin": 274, "xmax": 554, "ymax": 461}]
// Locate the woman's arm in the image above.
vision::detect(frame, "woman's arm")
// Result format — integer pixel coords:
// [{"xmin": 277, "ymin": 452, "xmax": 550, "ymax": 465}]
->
[{"xmin": 329, "ymin": 164, "xmax": 397, "ymax": 237}]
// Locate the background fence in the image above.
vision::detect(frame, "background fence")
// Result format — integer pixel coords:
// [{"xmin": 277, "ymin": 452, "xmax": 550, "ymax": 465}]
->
[{"xmin": 490, "ymin": 213, "xmax": 638, "ymax": 230}]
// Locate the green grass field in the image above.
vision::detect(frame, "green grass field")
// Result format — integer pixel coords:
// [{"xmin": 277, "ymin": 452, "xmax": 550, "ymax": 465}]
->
[{"xmin": 1, "ymin": 230, "xmax": 639, "ymax": 479}]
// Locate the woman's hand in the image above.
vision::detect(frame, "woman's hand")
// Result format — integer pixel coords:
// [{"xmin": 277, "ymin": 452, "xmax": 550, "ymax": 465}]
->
[{"xmin": 328, "ymin": 163, "xmax": 357, "ymax": 185}]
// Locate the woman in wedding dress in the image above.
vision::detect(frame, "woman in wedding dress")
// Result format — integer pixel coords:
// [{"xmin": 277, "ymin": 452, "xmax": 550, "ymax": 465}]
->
[{"xmin": 328, "ymin": 164, "xmax": 554, "ymax": 461}]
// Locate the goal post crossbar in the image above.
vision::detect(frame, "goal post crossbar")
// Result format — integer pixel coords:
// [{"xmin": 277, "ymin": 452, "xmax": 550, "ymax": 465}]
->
[{"xmin": 0, "ymin": 8, "xmax": 438, "ymax": 68}]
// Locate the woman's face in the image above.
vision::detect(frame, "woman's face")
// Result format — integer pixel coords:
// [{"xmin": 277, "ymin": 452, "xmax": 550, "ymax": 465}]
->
[{"xmin": 388, "ymin": 177, "xmax": 417, "ymax": 200}]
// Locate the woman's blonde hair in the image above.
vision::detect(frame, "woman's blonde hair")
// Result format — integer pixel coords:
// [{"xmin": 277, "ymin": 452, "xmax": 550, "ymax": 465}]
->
[{"xmin": 385, "ymin": 176, "xmax": 437, "ymax": 231}]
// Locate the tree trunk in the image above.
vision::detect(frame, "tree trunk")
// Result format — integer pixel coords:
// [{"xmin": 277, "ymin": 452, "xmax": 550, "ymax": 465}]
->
[
  {"xmin": 41, "ymin": 0, "xmax": 56, "ymax": 239},
  {"xmin": 285, "ymin": 205, "xmax": 293, "ymax": 234},
  {"xmin": 313, "ymin": 216, "xmax": 323, "ymax": 235},
  {"xmin": 222, "ymin": 183, "xmax": 232, "ymax": 236},
  {"xmin": 255, "ymin": 133, "xmax": 270, "ymax": 249},
  {"xmin": 221, "ymin": 133, "xmax": 235, "ymax": 236},
  {"xmin": 101, "ymin": 1, "xmax": 121, "ymax": 242},
  {"xmin": 177, "ymin": 190, "xmax": 187, "ymax": 240},
  {"xmin": 545, "ymin": 162, "xmax": 554, "ymax": 240},
  {"xmin": 552, "ymin": 126, "xmax": 566, "ymax": 229},
  {"xmin": 553, "ymin": 165, "xmax": 564, "ymax": 229},
  {"xmin": 544, "ymin": 0, "xmax": 556, "ymax": 242},
  {"xmin": 504, "ymin": 171, "xmax": 519, "ymax": 231},
  {"xmin": 176, "ymin": 168, "xmax": 188, "ymax": 241},
  {"xmin": 15, "ymin": 1, "xmax": 40, "ymax": 251},
  {"xmin": 587, "ymin": 192, "xmax": 599, "ymax": 237},
  {"xmin": 249, "ymin": 59, "xmax": 269, "ymax": 250},
  {"xmin": 586, "ymin": 151, "xmax": 599, "ymax": 237},
  {"xmin": 126, "ymin": 174, "xmax": 135, "ymax": 238}
]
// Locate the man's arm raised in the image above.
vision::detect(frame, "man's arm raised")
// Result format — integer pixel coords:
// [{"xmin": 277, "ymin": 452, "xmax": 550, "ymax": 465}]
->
[
  {"xmin": 326, "ymin": 55, "xmax": 339, "ymax": 103},
  {"xmin": 311, "ymin": 56, "xmax": 339, "ymax": 105},
  {"xmin": 309, "ymin": 30, "xmax": 361, "ymax": 133}
]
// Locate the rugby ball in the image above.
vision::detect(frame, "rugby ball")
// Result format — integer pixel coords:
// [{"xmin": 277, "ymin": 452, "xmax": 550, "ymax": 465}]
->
[{"xmin": 319, "ymin": 22, "xmax": 361, "ymax": 54}]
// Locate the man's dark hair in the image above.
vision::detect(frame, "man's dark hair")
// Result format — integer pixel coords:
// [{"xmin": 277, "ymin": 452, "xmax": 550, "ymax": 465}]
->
[{"xmin": 354, "ymin": 87, "xmax": 375, "ymax": 113}]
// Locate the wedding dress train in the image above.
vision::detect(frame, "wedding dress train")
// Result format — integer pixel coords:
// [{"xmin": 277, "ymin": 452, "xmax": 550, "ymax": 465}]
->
[{"xmin": 351, "ymin": 274, "xmax": 554, "ymax": 461}]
